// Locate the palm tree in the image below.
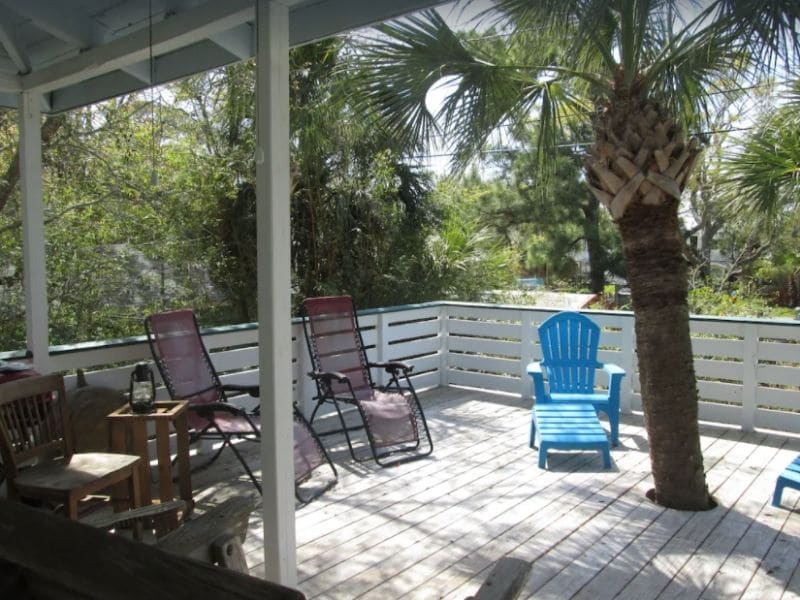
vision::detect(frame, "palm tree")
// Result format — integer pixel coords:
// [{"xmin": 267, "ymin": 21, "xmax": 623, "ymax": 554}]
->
[
  {"xmin": 352, "ymin": 0, "xmax": 799, "ymax": 510},
  {"xmin": 725, "ymin": 79, "xmax": 800, "ymax": 217}
]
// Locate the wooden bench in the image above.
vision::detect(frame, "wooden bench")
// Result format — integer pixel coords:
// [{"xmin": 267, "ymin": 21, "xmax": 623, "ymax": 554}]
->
[
  {"xmin": 0, "ymin": 499, "xmax": 304, "ymax": 599},
  {"xmin": 530, "ymin": 403, "xmax": 611, "ymax": 469},
  {"xmin": 772, "ymin": 454, "xmax": 800, "ymax": 508}
]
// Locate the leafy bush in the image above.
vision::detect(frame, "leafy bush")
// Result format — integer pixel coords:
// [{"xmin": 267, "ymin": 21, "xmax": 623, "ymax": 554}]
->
[{"xmin": 688, "ymin": 282, "xmax": 795, "ymax": 318}]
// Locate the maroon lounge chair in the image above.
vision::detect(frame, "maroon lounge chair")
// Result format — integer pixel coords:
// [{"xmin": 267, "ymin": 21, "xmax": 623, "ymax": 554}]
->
[
  {"xmin": 146, "ymin": 309, "xmax": 336, "ymax": 501},
  {"xmin": 302, "ymin": 295, "xmax": 433, "ymax": 467}
]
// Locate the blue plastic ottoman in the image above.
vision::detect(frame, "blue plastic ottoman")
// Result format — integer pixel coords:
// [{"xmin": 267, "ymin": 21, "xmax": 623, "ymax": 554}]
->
[
  {"xmin": 773, "ymin": 454, "xmax": 800, "ymax": 508},
  {"xmin": 531, "ymin": 403, "xmax": 611, "ymax": 469}
]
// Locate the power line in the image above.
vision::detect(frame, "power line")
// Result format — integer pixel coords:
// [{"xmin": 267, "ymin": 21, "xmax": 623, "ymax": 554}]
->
[{"xmin": 410, "ymin": 124, "xmax": 762, "ymax": 162}]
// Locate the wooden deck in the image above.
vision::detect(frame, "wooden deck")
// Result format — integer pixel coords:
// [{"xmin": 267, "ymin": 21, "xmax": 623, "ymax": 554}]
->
[{"xmin": 190, "ymin": 387, "xmax": 800, "ymax": 599}]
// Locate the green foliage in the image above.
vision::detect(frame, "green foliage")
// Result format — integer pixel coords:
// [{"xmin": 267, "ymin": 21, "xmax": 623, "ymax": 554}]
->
[
  {"xmin": 724, "ymin": 79, "xmax": 800, "ymax": 218},
  {"xmin": 688, "ymin": 282, "xmax": 794, "ymax": 319},
  {"xmin": 0, "ymin": 37, "xmax": 521, "ymax": 351},
  {"xmin": 415, "ymin": 212, "xmax": 517, "ymax": 300}
]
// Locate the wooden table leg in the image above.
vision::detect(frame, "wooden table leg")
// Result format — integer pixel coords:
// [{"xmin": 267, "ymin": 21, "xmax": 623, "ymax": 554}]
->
[
  {"xmin": 130, "ymin": 421, "xmax": 152, "ymax": 506},
  {"xmin": 108, "ymin": 420, "xmax": 131, "ymax": 511},
  {"xmin": 155, "ymin": 420, "xmax": 174, "ymax": 504},
  {"xmin": 155, "ymin": 419, "xmax": 178, "ymax": 534},
  {"xmin": 174, "ymin": 412, "xmax": 193, "ymax": 510}
]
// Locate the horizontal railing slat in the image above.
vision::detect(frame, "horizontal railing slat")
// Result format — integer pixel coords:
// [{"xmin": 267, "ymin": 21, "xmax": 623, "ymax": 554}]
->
[{"xmin": 38, "ymin": 302, "xmax": 800, "ymax": 434}]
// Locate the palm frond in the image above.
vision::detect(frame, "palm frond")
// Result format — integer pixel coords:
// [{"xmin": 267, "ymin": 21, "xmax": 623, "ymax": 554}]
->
[
  {"xmin": 642, "ymin": 10, "xmax": 743, "ymax": 130},
  {"xmin": 715, "ymin": 0, "xmax": 800, "ymax": 70},
  {"xmin": 347, "ymin": 9, "xmax": 472, "ymax": 153},
  {"xmin": 724, "ymin": 95, "xmax": 800, "ymax": 216}
]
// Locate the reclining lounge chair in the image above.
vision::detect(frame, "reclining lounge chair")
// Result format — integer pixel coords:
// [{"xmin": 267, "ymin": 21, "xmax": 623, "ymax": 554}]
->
[
  {"xmin": 302, "ymin": 295, "xmax": 433, "ymax": 467},
  {"xmin": 146, "ymin": 309, "xmax": 336, "ymax": 500}
]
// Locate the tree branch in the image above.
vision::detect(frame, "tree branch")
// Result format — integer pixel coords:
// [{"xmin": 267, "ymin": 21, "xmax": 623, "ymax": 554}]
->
[{"xmin": 0, "ymin": 115, "xmax": 66, "ymax": 216}]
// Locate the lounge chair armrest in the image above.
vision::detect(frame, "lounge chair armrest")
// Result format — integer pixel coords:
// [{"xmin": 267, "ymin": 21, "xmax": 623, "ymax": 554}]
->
[
  {"xmin": 308, "ymin": 370, "xmax": 349, "ymax": 384},
  {"xmin": 369, "ymin": 360, "xmax": 414, "ymax": 375},
  {"xmin": 526, "ymin": 361, "xmax": 548, "ymax": 402},
  {"xmin": 602, "ymin": 363, "xmax": 625, "ymax": 411},
  {"xmin": 527, "ymin": 362, "xmax": 543, "ymax": 376},
  {"xmin": 602, "ymin": 363, "xmax": 625, "ymax": 378},
  {"xmin": 189, "ymin": 402, "xmax": 249, "ymax": 418},
  {"xmin": 222, "ymin": 383, "xmax": 259, "ymax": 397}
]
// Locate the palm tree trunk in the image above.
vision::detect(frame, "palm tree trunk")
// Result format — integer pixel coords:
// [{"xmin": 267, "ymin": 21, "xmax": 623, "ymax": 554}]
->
[
  {"xmin": 585, "ymin": 88, "xmax": 713, "ymax": 510},
  {"xmin": 618, "ymin": 200, "xmax": 711, "ymax": 510}
]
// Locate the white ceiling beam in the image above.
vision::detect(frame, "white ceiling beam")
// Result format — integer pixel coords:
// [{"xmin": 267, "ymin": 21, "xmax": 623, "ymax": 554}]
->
[
  {"xmin": 18, "ymin": 0, "xmax": 449, "ymax": 112},
  {"xmin": 22, "ymin": 0, "xmax": 254, "ymax": 94},
  {"xmin": 120, "ymin": 60, "xmax": 153, "ymax": 85},
  {"xmin": 0, "ymin": 0, "xmax": 98, "ymax": 47},
  {"xmin": 0, "ymin": 71, "xmax": 21, "ymax": 91},
  {"xmin": 210, "ymin": 24, "xmax": 253, "ymax": 61},
  {"xmin": 290, "ymin": 0, "xmax": 450, "ymax": 46},
  {"xmin": 0, "ymin": 19, "xmax": 30, "ymax": 73}
]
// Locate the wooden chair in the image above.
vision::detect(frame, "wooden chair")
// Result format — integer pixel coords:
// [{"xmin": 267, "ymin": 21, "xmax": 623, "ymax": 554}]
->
[
  {"xmin": 527, "ymin": 311, "xmax": 625, "ymax": 447},
  {"xmin": 0, "ymin": 374, "xmax": 142, "ymax": 519}
]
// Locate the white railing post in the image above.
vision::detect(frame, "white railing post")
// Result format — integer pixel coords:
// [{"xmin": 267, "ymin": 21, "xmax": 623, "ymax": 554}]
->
[
  {"xmin": 439, "ymin": 304, "xmax": 450, "ymax": 388},
  {"xmin": 620, "ymin": 314, "xmax": 636, "ymax": 413},
  {"xmin": 375, "ymin": 311, "xmax": 388, "ymax": 387},
  {"xmin": 520, "ymin": 309, "xmax": 534, "ymax": 401},
  {"xmin": 741, "ymin": 323, "xmax": 758, "ymax": 432}
]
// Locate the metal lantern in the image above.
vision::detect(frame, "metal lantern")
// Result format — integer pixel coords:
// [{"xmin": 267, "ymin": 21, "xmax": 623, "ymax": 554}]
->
[{"xmin": 129, "ymin": 362, "xmax": 156, "ymax": 414}]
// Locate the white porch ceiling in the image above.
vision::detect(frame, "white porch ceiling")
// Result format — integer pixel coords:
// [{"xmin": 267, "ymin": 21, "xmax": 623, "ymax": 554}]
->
[{"xmin": 0, "ymin": 0, "xmax": 446, "ymax": 114}]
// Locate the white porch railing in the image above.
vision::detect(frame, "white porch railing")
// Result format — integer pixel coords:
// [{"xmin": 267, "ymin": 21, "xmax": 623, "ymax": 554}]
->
[{"xmin": 19, "ymin": 301, "xmax": 800, "ymax": 434}]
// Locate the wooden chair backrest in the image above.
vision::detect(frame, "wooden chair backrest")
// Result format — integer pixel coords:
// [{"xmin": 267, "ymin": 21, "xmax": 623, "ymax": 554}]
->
[{"xmin": 0, "ymin": 374, "xmax": 72, "ymax": 479}]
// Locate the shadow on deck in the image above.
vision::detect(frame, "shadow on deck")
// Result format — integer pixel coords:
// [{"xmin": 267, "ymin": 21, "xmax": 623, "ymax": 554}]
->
[{"xmin": 189, "ymin": 386, "xmax": 800, "ymax": 600}]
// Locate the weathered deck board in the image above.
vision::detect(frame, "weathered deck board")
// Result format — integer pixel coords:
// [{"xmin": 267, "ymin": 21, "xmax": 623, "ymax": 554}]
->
[
  {"xmin": 190, "ymin": 387, "xmax": 800, "ymax": 600},
  {"xmin": 566, "ymin": 429, "xmax": 744, "ymax": 600},
  {"xmin": 512, "ymin": 427, "xmax": 743, "ymax": 600},
  {"xmin": 427, "ymin": 421, "xmax": 660, "ymax": 600}
]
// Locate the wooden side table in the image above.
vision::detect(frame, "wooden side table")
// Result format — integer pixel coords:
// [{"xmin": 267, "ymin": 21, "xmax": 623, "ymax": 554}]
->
[{"xmin": 107, "ymin": 401, "xmax": 193, "ymax": 512}]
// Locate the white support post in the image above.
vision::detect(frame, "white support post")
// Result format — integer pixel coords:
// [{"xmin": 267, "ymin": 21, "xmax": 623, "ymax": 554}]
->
[
  {"xmin": 255, "ymin": 0, "xmax": 295, "ymax": 586},
  {"xmin": 741, "ymin": 323, "xmax": 758, "ymax": 432},
  {"xmin": 19, "ymin": 92, "xmax": 50, "ymax": 372}
]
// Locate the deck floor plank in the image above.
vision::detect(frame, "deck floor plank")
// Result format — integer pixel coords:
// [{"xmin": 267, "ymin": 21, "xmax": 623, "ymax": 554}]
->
[
  {"xmin": 517, "ymin": 426, "xmax": 739, "ymax": 600},
  {"xmin": 188, "ymin": 387, "xmax": 800, "ymax": 600},
  {"xmin": 433, "ymin": 422, "xmax": 659, "ymax": 599},
  {"xmin": 420, "ymin": 424, "xmax": 654, "ymax": 600},
  {"xmin": 614, "ymin": 429, "xmax": 772, "ymax": 600},
  {"xmin": 700, "ymin": 442, "xmax": 800, "ymax": 598},
  {"xmin": 659, "ymin": 434, "xmax": 791, "ymax": 600}
]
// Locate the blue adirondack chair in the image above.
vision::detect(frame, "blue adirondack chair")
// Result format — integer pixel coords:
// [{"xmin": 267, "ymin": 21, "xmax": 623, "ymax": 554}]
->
[{"xmin": 527, "ymin": 311, "xmax": 625, "ymax": 446}]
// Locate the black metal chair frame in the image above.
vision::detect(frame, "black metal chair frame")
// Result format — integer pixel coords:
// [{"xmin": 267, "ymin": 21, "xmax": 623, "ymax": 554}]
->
[
  {"xmin": 293, "ymin": 406, "xmax": 338, "ymax": 503},
  {"xmin": 146, "ymin": 310, "xmax": 337, "ymax": 501},
  {"xmin": 302, "ymin": 297, "xmax": 433, "ymax": 467},
  {"xmin": 145, "ymin": 311, "xmax": 262, "ymax": 494}
]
